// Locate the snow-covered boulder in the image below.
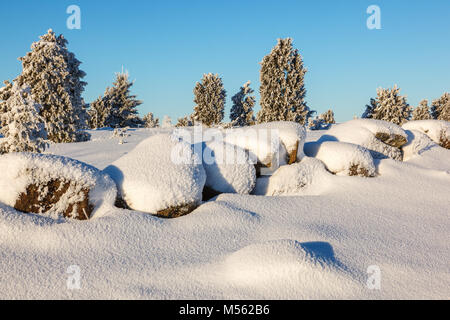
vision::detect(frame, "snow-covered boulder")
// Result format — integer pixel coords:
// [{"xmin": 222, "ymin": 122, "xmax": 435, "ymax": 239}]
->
[
  {"xmin": 202, "ymin": 141, "xmax": 256, "ymax": 195},
  {"xmin": 402, "ymin": 120, "xmax": 450, "ymax": 149},
  {"xmin": 304, "ymin": 141, "xmax": 376, "ymax": 177},
  {"xmin": 224, "ymin": 121, "xmax": 306, "ymax": 175},
  {"xmin": 104, "ymin": 134, "xmax": 206, "ymax": 218},
  {"xmin": 402, "ymin": 130, "xmax": 439, "ymax": 160},
  {"xmin": 319, "ymin": 119, "xmax": 408, "ymax": 160},
  {"xmin": 0, "ymin": 153, "xmax": 116, "ymax": 220},
  {"xmin": 255, "ymin": 157, "xmax": 331, "ymax": 196}
]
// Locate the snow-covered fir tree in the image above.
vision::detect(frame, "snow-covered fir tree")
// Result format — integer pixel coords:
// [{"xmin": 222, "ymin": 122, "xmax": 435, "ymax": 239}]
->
[
  {"xmin": 0, "ymin": 80, "xmax": 13, "ymax": 117},
  {"xmin": 192, "ymin": 73, "xmax": 226, "ymax": 127},
  {"xmin": 364, "ymin": 85, "xmax": 411, "ymax": 125},
  {"xmin": 257, "ymin": 38, "xmax": 312, "ymax": 125},
  {"xmin": 319, "ymin": 109, "xmax": 336, "ymax": 124},
  {"xmin": 0, "ymin": 83, "xmax": 47, "ymax": 153},
  {"xmin": 176, "ymin": 115, "xmax": 194, "ymax": 127},
  {"xmin": 230, "ymin": 81, "xmax": 255, "ymax": 127},
  {"xmin": 412, "ymin": 99, "xmax": 432, "ymax": 120},
  {"xmin": 431, "ymin": 93, "xmax": 450, "ymax": 121},
  {"xmin": 143, "ymin": 112, "xmax": 159, "ymax": 128},
  {"xmin": 162, "ymin": 115, "xmax": 173, "ymax": 128},
  {"xmin": 362, "ymin": 98, "xmax": 377, "ymax": 119},
  {"xmin": 14, "ymin": 29, "xmax": 88, "ymax": 143},
  {"xmin": 89, "ymin": 72, "xmax": 143, "ymax": 128}
]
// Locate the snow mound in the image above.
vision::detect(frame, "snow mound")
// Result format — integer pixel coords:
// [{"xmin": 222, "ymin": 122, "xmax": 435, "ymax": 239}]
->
[
  {"xmin": 402, "ymin": 120, "xmax": 450, "ymax": 149},
  {"xmin": 319, "ymin": 119, "xmax": 408, "ymax": 160},
  {"xmin": 402, "ymin": 130, "xmax": 439, "ymax": 160},
  {"xmin": 256, "ymin": 157, "xmax": 331, "ymax": 196},
  {"xmin": 304, "ymin": 141, "xmax": 376, "ymax": 177},
  {"xmin": 103, "ymin": 134, "xmax": 206, "ymax": 216},
  {"xmin": 0, "ymin": 153, "xmax": 116, "ymax": 219},
  {"xmin": 224, "ymin": 239, "xmax": 357, "ymax": 297},
  {"xmin": 202, "ymin": 140, "xmax": 256, "ymax": 194}
]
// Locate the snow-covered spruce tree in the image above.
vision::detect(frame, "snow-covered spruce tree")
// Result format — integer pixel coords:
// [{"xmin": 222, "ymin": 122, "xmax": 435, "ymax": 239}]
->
[
  {"xmin": 192, "ymin": 73, "xmax": 226, "ymax": 127},
  {"xmin": 319, "ymin": 109, "xmax": 336, "ymax": 124},
  {"xmin": 230, "ymin": 81, "xmax": 255, "ymax": 127},
  {"xmin": 0, "ymin": 83, "xmax": 47, "ymax": 154},
  {"xmin": 412, "ymin": 99, "xmax": 432, "ymax": 120},
  {"xmin": 0, "ymin": 81, "xmax": 13, "ymax": 115},
  {"xmin": 176, "ymin": 115, "xmax": 193, "ymax": 127},
  {"xmin": 431, "ymin": 93, "xmax": 450, "ymax": 121},
  {"xmin": 14, "ymin": 29, "xmax": 88, "ymax": 143},
  {"xmin": 93, "ymin": 72, "xmax": 143, "ymax": 128},
  {"xmin": 257, "ymin": 38, "xmax": 312, "ymax": 125},
  {"xmin": 367, "ymin": 85, "xmax": 411, "ymax": 125},
  {"xmin": 87, "ymin": 96, "xmax": 107, "ymax": 129},
  {"xmin": 362, "ymin": 98, "xmax": 377, "ymax": 119},
  {"xmin": 143, "ymin": 112, "xmax": 159, "ymax": 128}
]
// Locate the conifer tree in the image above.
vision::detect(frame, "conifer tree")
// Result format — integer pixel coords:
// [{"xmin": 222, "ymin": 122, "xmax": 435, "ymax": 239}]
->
[
  {"xmin": 0, "ymin": 83, "xmax": 47, "ymax": 153},
  {"xmin": 362, "ymin": 98, "xmax": 377, "ymax": 119},
  {"xmin": 319, "ymin": 109, "xmax": 336, "ymax": 124},
  {"xmin": 162, "ymin": 115, "xmax": 173, "ymax": 128},
  {"xmin": 257, "ymin": 38, "xmax": 312, "ymax": 125},
  {"xmin": 176, "ymin": 115, "xmax": 193, "ymax": 127},
  {"xmin": 364, "ymin": 85, "xmax": 411, "ymax": 125},
  {"xmin": 431, "ymin": 93, "xmax": 450, "ymax": 121},
  {"xmin": 90, "ymin": 72, "xmax": 143, "ymax": 128},
  {"xmin": 192, "ymin": 73, "xmax": 226, "ymax": 126},
  {"xmin": 143, "ymin": 112, "xmax": 159, "ymax": 128},
  {"xmin": 412, "ymin": 99, "xmax": 432, "ymax": 120},
  {"xmin": 14, "ymin": 29, "xmax": 88, "ymax": 143},
  {"xmin": 230, "ymin": 81, "xmax": 255, "ymax": 127}
]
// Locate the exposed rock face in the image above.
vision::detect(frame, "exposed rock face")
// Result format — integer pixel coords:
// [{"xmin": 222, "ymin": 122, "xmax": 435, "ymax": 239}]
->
[
  {"xmin": 15, "ymin": 179, "xmax": 92, "ymax": 220},
  {"xmin": 0, "ymin": 153, "xmax": 117, "ymax": 220}
]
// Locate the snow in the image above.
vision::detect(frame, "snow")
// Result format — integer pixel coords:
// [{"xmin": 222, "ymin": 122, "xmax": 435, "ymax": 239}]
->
[
  {"xmin": 203, "ymin": 140, "xmax": 256, "ymax": 194},
  {"xmin": 0, "ymin": 152, "xmax": 116, "ymax": 219},
  {"xmin": 304, "ymin": 141, "xmax": 376, "ymax": 177},
  {"xmin": 402, "ymin": 120, "xmax": 450, "ymax": 145},
  {"xmin": 402, "ymin": 129, "xmax": 438, "ymax": 160},
  {"xmin": 103, "ymin": 133, "xmax": 206, "ymax": 213},
  {"xmin": 0, "ymin": 127, "xmax": 449, "ymax": 299},
  {"xmin": 319, "ymin": 119, "xmax": 408, "ymax": 160}
]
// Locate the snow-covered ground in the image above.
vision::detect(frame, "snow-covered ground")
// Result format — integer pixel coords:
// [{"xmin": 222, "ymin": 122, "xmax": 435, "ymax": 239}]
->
[{"xmin": 0, "ymin": 127, "xmax": 449, "ymax": 299}]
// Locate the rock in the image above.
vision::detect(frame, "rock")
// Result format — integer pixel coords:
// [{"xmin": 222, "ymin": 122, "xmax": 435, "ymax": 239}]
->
[
  {"xmin": 319, "ymin": 119, "xmax": 408, "ymax": 161},
  {"xmin": 0, "ymin": 153, "xmax": 117, "ymax": 220},
  {"xmin": 403, "ymin": 120, "xmax": 450, "ymax": 149},
  {"xmin": 104, "ymin": 133, "xmax": 206, "ymax": 217},
  {"xmin": 304, "ymin": 141, "xmax": 376, "ymax": 177}
]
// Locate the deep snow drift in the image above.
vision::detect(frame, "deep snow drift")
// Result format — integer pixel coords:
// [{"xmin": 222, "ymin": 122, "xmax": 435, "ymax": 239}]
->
[{"xmin": 0, "ymin": 127, "xmax": 449, "ymax": 299}]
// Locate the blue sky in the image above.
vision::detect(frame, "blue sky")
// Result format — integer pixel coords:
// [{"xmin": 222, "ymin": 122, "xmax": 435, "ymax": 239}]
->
[{"xmin": 0, "ymin": 0, "xmax": 449, "ymax": 122}]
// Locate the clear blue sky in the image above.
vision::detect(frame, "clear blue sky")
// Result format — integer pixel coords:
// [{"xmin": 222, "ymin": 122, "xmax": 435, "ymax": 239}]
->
[{"xmin": 0, "ymin": 0, "xmax": 449, "ymax": 122}]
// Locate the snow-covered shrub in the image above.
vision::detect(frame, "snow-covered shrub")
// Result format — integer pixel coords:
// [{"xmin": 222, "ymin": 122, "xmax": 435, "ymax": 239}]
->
[
  {"xmin": 431, "ymin": 93, "xmax": 450, "ymax": 121},
  {"xmin": 319, "ymin": 119, "xmax": 408, "ymax": 160},
  {"xmin": 162, "ymin": 115, "xmax": 173, "ymax": 128},
  {"xmin": 305, "ymin": 141, "xmax": 376, "ymax": 177},
  {"xmin": 320, "ymin": 109, "xmax": 336, "ymax": 125},
  {"xmin": 362, "ymin": 85, "xmax": 411, "ymax": 125},
  {"xmin": 103, "ymin": 134, "xmax": 206, "ymax": 217},
  {"xmin": 308, "ymin": 117, "xmax": 329, "ymax": 131},
  {"xmin": 192, "ymin": 73, "xmax": 226, "ymax": 126},
  {"xmin": 143, "ymin": 112, "xmax": 159, "ymax": 128},
  {"xmin": 14, "ymin": 29, "xmax": 88, "ymax": 143},
  {"xmin": 0, "ymin": 83, "xmax": 48, "ymax": 154},
  {"xmin": 202, "ymin": 140, "xmax": 256, "ymax": 195},
  {"xmin": 176, "ymin": 115, "xmax": 193, "ymax": 127},
  {"xmin": 412, "ymin": 100, "xmax": 432, "ymax": 121},
  {"xmin": 230, "ymin": 81, "xmax": 255, "ymax": 127},
  {"xmin": 402, "ymin": 120, "xmax": 450, "ymax": 149},
  {"xmin": 258, "ymin": 157, "xmax": 330, "ymax": 196},
  {"xmin": 258, "ymin": 38, "xmax": 312, "ymax": 125},
  {"xmin": 0, "ymin": 153, "xmax": 117, "ymax": 220}
]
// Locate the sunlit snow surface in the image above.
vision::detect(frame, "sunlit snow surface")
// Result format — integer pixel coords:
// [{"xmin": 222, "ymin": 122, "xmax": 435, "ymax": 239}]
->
[{"xmin": 0, "ymin": 127, "xmax": 449, "ymax": 299}]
